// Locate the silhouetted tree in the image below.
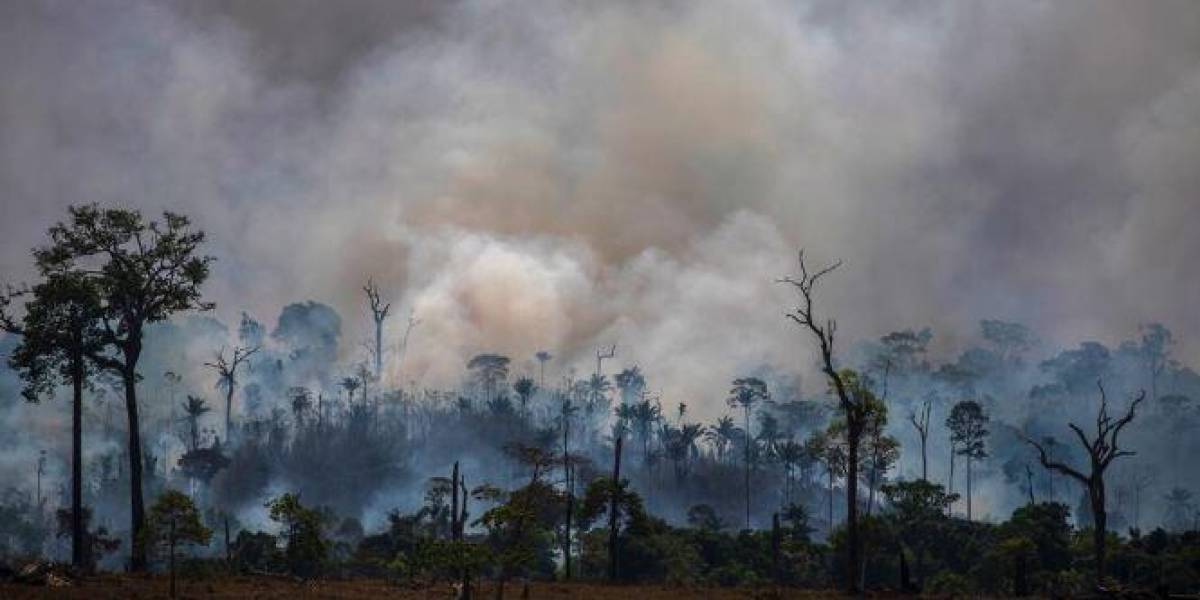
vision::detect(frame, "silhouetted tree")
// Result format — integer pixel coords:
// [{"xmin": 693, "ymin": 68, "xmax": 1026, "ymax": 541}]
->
[
  {"xmin": 728, "ymin": 376, "xmax": 769, "ymax": 529},
  {"xmin": 205, "ymin": 345, "xmax": 259, "ymax": 442},
  {"xmin": 780, "ymin": 250, "xmax": 868, "ymax": 593},
  {"xmin": 467, "ymin": 354, "xmax": 510, "ymax": 405},
  {"xmin": 33, "ymin": 204, "xmax": 213, "ymax": 570},
  {"xmin": 512, "ymin": 376, "xmax": 536, "ymax": 421},
  {"xmin": 909, "ymin": 395, "xmax": 932, "ymax": 481},
  {"xmin": 1022, "ymin": 381, "xmax": 1144, "ymax": 586},
  {"xmin": 947, "ymin": 400, "xmax": 989, "ymax": 520},
  {"xmin": 363, "ymin": 278, "xmax": 391, "ymax": 380},
  {"xmin": 181, "ymin": 395, "xmax": 210, "ymax": 452},
  {"xmin": 142, "ymin": 490, "xmax": 211, "ymax": 599},
  {"xmin": 2, "ymin": 271, "xmax": 106, "ymax": 569}
]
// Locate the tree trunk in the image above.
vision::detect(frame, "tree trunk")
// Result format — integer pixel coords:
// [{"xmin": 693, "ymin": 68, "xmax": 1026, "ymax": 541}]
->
[
  {"xmin": 771, "ymin": 513, "xmax": 781, "ymax": 584},
  {"xmin": 124, "ymin": 362, "xmax": 147, "ymax": 572},
  {"xmin": 374, "ymin": 320, "xmax": 383, "ymax": 380},
  {"xmin": 71, "ymin": 348, "xmax": 84, "ymax": 569},
  {"xmin": 562, "ymin": 414, "xmax": 572, "ymax": 581},
  {"xmin": 564, "ymin": 468, "xmax": 573, "ymax": 580},
  {"xmin": 744, "ymin": 407, "xmax": 752, "ymax": 530},
  {"xmin": 919, "ymin": 435, "xmax": 928, "ymax": 481},
  {"xmin": 846, "ymin": 421, "xmax": 862, "ymax": 594},
  {"xmin": 966, "ymin": 456, "xmax": 973, "ymax": 521},
  {"xmin": 827, "ymin": 469, "xmax": 834, "ymax": 536},
  {"xmin": 451, "ymin": 462, "xmax": 460, "ymax": 541},
  {"xmin": 948, "ymin": 444, "xmax": 954, "ymax": 494},
  {"xmin": 224, "ymin": 383, "xmax": 234, "ymax": 444},
  {"xmin": 1091, "ymin": 480, "xmax": 1107, "ymax": 586},
  {"xmin": 608, "ymin": 436, "xmax": 623, "ymax": 582},
  {"xmin": 169, "ymin": 521, "xmax": 177, "ymax": 599}
]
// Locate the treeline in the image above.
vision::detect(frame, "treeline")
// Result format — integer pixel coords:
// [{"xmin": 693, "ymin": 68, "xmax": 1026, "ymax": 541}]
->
[{"xmin": 1, "ymin": 205, "xmax": 1199, "ymax": 596}]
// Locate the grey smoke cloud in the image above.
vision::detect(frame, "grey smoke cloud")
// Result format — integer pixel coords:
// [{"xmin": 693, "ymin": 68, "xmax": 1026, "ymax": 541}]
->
[{"xmin": 1, "ymin": 0, "xmax": 1199, "ymax": 418}]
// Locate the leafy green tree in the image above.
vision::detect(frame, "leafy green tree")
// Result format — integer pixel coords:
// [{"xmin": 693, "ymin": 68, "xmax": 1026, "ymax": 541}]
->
[
  {"xmin": 881, "ymin": 479, "xmax": 958, "ymax": 584},
  {"xmin": 2, "ymin": 271, "xmax": 104, "ymax": 569},
  {"xmin": 474, "ymin": 445, "xmax": 562, "ymax": 596},
  {"xmin": 142, "ymin": 490, "xmax": 212, "ymax": 599},
  {"xmin": 33, "ymin": 205, "xmax": 213, "ymax": 570},
  {"xmin": 267, "ymin": 493, "xmax": 330, "ymax": 578}
]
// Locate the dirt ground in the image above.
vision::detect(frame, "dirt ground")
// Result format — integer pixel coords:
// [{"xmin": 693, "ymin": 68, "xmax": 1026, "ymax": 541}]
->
[{"xmin": 0, "ymin": 576, "xmax": 850, "ymax": 599}]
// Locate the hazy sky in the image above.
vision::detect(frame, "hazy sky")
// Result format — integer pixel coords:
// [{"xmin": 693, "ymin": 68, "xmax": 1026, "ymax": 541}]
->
[{"xmin": 2, "ymin": 0, "xmax": 1199, "ymax": 406}]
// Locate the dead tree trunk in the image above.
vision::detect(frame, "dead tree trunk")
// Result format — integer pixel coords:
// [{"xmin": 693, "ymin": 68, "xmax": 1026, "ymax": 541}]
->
[
  {"xmin": 363, "ymin": 279, "xmax": 392, "ymax": 380},
  {"xmin": 1023, "ymin": 381, "xmax": 1144, "ymax": 587},
  {"xmin": 909, "ymin": 398, "xmax": 931, "ymax": 481},
  {"xmin": 608, "ymin": 436, "xmax": 623, "ymax": 583},
  {"xmin": 780, "ymin": 251, "xmax": 866, "ymax": 593}
]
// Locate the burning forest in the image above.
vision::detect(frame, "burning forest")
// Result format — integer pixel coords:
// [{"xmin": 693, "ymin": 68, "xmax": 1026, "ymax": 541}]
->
[{"xmin": 1, "ymin": 1, "xmax": 1200, "ymax": 597}]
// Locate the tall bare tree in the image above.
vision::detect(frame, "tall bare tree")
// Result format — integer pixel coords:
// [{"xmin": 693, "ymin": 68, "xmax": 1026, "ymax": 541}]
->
[
  {"xmin": 909, "ymin": 395, "xmax": 932, "ymax": 481},
  {"xmin": 779, "ymin": 250, "xmax": 869, "ymax": 593},
  {"xmin": 205, "ymin": 345, "xmax": 259, "ymax": 443},
  {"xmin": 363, "ymin": 279, "xmax": 391, "ymax": 380},
  {"xmin": 1023, "ymin": 380, "xmax": 1144, "ymax": 585}
]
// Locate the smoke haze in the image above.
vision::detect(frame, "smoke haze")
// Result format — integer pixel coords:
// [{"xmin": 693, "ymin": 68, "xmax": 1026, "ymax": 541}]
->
[{"xmin": 1, "ymin": 0, "xmax": 1199, "ymax": 507}]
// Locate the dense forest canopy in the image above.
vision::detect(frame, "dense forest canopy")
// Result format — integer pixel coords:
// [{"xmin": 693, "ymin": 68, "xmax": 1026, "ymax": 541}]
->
[{"xmin": 1, "ymin": 0, "xmax": 1199, "ymax": 596}]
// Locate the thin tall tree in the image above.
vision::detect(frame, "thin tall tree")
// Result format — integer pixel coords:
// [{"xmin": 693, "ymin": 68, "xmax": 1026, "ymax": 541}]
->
[
  {"xmin": 363, "ymin": 278, "xmax": 391, "ymax": 380},
  {"xmin": 205, "ymin": 345, "xmax": 259, "ymax": 443},
  {"xmin": 780, "ymin": 250, "xmax": 869, "ymax": 593},
  {"xmin": 728, "ymin": 376, "xmax": 769, "ymax": 529},
  {"xmin": 909, "ymin": 396, "xmax": 932, "ymax": 481},
  {"xmin": 2, "ymin": 272, "xmax": 104, "ymax": 569}
]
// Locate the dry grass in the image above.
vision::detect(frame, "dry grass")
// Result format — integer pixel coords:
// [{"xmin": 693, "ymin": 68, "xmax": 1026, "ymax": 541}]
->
[{"xmin": 0, "ymin": 576, "xmax": 854, "ymax": 599}]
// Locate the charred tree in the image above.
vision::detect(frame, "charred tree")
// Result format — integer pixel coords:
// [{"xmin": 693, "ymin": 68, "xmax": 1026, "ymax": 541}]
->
[
  {"xmin": 205, "ymin": 345, "xmax": 259, "ymax": 443},
  {"xmin": 1023, "ymin": 381, "xmax": 1144, "ymax": 587},
  {"xmin": 780, "ymin": 250, "xmax": 868, "ymax": 593},
  {"xmin": 909, "ymin": 396, "xmax": 932, "ymax": 481},
  {"xmin": 363, "ymin": 279, "xmax": 391, "ymax": 380},
  {"xmin": 608, "ymin": 435, "xmax": 623, "ymax": 583}
]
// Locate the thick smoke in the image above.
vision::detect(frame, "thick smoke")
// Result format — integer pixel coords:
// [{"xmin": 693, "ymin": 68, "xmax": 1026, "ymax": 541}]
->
[{"xmin": 1, "ymin": 0, "xmax": 1199, "ymax": 536}]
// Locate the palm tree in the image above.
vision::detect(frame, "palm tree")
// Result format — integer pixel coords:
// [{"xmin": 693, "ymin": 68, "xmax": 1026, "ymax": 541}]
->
[
  {"xmin": 586, "ymin": 373, "xmax": 612, "ymax": 412},
  {"xmin": 630, "ymin": 399, "xmax": 661, "ymax": 465},
  {"xmin": 181, "ymin": 396, "xmax": 211, "ymax": 452},
  {"xmin": 777, "ymin": 440, "xmax": 806, "ymax": 506},
  {"xmin": 728, "ymin": 377, "xmax": 770, "ymax": 529},
  {"xmin": 340, "ymin": 376, "xmax": 361, "ymax": 405},
  {"xmin": 535, "ymin": 351, "xmax": 552, "ymax": 388},
  {"xmin": 513, "ymin": 376, "xmax": 536, "ymax": 420},
  {"xmin": 706, "ymin": 415, "xmax": 739, "ymax": 464},
  {"xmin": 614, "ymin": 367, "xmax": 646, "ymax": 405}
]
